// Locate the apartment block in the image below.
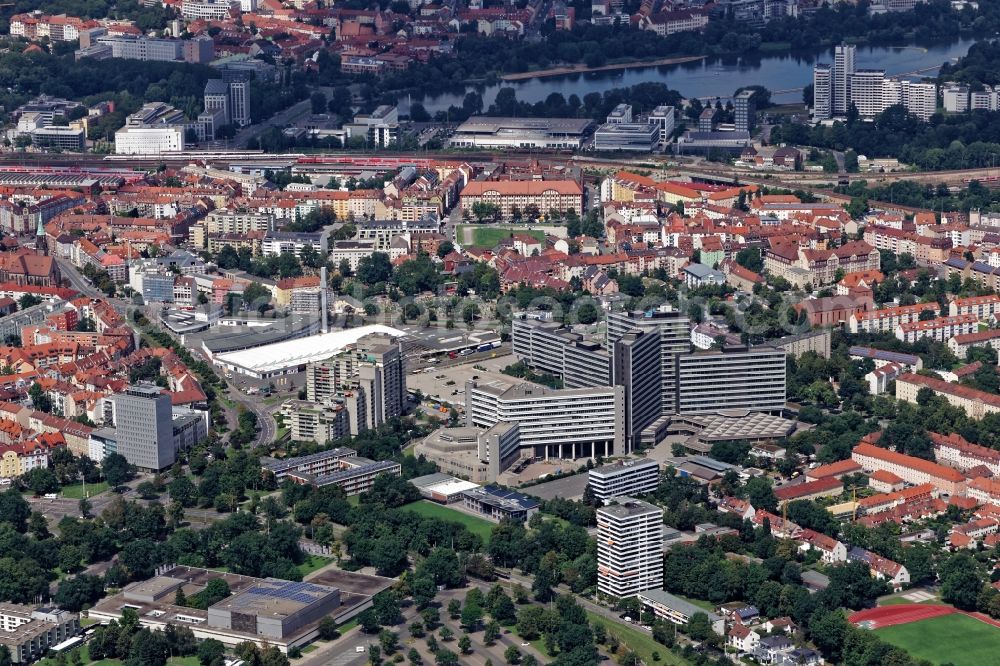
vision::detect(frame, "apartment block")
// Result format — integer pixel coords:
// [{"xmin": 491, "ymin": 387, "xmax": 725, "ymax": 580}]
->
[
  {"xmin": 0, "ymin": 604, "xmax": 79, "ymax": 664},
  {"xmin": 606, "ymin": 308, "xmax": 692, "ymax": 417},
  {"xmin": 284, "ymin": 400, "xmax": 351, "ymax": 444},
  {"xmin": 896, "ymin": 372, "xmax": 1000, "ymax": 420},
  {"xmin": 852, "ymin": 441, "xmax": 966, "ymax": 495},
  {"xmin": 931, "ymin": 431, "xmax": 1000, "ymax": 477},
  {"xmin": 675, "ymin": 345, "xmax": 787, "ymax": 414},
  {"xmin": 510, "ymin": 316, "xmax": 611, "ymax": 388},
  {"xmin": 848, "ymin": 302, "xmax": 939, "ymax": 334},
  {"xmin": 305, "ymin": 332, "xmax": 405, "ymax": 433},
  {"xmin": 833, "ymin": 43, "xmax": 856, "ymax": 115},
  {"xmin": 597, "ymin": 497, "xmax": 664, "ymax": 598},
  {"xmin": 262, "ymin": 447, "xmax": 401, "ymax": 496},
  {"xmin": 459, "ymin": 180, "xmax": 584, "ymax": 219},
  {"xmin": 588, "ymin": 458, "xmax": 660, "ymax": 501},
  {"xmin": 895, "ymin": 313, "xmax": 978, "ymax": 344},
  {"xmin": 949, "ymin": 294, "xmax": 1000, "ymax": 320},
  {"xmin": 813, "ymin": 63, "xmax": 833, "ymax": 119}
]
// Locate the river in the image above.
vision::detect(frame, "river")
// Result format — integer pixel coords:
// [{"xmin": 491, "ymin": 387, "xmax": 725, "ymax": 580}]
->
[{"xmin": 413, "ymin": 37, "xmax": 978, "ymax": 114}]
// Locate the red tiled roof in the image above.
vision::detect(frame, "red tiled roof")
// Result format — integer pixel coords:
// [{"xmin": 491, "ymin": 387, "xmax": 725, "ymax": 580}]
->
[{"xmin": 853, "ymin": 442, "xmax": 966, "ymax": 482}]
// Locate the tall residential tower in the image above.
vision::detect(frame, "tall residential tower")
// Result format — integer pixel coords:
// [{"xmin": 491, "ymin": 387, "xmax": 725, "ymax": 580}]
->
[
  {"xmin": 597, "ymin": 497, "xmax": 664, "ymax": 598},
  {"xmin": 833, "ymin": 43, "xmax": 857, "ymax": 115}
]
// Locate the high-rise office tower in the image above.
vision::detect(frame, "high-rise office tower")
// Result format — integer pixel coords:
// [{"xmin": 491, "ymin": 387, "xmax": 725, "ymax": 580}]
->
[
  {"xmin": 597, "ymin": 497, "xmax": 664, "ymax": 598},
  {"xmin": 228, "ymin": 79, "xmax": 250, "ymax": 126},
  {"xmin": 612, "ymin": 329, "xmax": 663, "ymax": 450},
  {"xmin": 204, "ymin": 78, "xmax": 230, "ymax": 124},
  {"xmin": 733, "ymin": 89, "xmax": 756, "ymax": 133},
  {"xmin": 111, "ymin": 383, "xmax": 174, "ymax": 471},
  {"xmin": 813, "ymin": 63, "xmax": 832, "ymax": 120},
  {"xmin": 834, "ymin": 43, "xmax": 856, "ymax": 115},
  {"xmin": 607, "ymin": 308, "xmax": 692, "ymax": 417},
  {"xmin": 676, "ymin": 345, "xmax": 787, "ymax": 414}
]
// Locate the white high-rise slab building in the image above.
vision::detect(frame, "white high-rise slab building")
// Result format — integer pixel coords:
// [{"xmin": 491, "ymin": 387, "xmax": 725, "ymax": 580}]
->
[
  {"xmin": 850, "ymin": 69, "xmax": 885, "ymax": 118},
  {"xmin": 813, "ymin": 63, "xmax": 832, "ymax": 120},
  {"xmin": 834, "ymin": 43, "xmax": 856, "ymax": 115},
  {"xmin": 597, "ymin": 497, "xmax": 664, "ymax": 598}
]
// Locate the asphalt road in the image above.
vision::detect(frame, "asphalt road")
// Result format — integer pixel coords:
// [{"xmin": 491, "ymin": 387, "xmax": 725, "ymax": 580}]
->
[{"xmin": 235, "ymin": 96, "xmax": 312, "ymax": 149}]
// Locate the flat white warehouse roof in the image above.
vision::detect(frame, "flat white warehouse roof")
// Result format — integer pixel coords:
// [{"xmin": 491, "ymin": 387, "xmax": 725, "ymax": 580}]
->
[
  {"xmin": 425, "ymin": 479, "xmax": 480, "ymax": 497},
  {"xmin": 215, "ymin": 324, "xmax": 405, "ymax": 374}
]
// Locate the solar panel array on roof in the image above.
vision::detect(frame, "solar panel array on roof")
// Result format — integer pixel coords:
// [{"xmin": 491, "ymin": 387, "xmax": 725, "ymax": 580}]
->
[
  {"xmin": 242, "ymin": 580, "xmax": 329, "ymax": 606},
  {"xmin": 848, "ymin": 346, "xmax": 919, "ymax": 365}
]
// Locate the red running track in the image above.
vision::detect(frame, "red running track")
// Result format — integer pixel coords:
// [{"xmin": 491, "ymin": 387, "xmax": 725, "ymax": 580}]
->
[{"xmin": 848, "ymin": 604, "xmax": 956, "ymax": 629}]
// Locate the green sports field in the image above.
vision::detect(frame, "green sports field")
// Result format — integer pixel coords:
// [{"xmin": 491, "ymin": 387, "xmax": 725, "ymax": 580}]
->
[
  {"xmin": 401, "ymin": 500, "xmax": 494, "ymax": 543},
  {"xmin": 876, "ymin": 613, "xmax": 1000, "ymax": 665},
  {"xmin": 457, "ymin": 225, "xmax": 546, "ymax": 249}
]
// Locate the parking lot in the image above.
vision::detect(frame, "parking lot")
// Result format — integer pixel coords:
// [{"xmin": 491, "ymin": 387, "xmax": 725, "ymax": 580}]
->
[
  {"xmin": 519, "ymin": 470, "xmax": 591, "ymax": 500},
  {"xmin": 406, "ymin": 353, "xmax": 517, "ymax": 409}
]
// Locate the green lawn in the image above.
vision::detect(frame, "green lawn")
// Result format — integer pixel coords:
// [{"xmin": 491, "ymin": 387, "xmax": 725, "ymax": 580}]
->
[
  {"xmin": 167, "ymin": 658, "xmax": 200, "ymax": 666},
  {"xmin": 401, "ymin": 500, "xmax": 494, "ymax": 543},
  {"xmin": 879, "ymin": 595, "xmax": 940, "ymax": 606},
  {"xmin": 36, "ymin": 645, "xmax": 122, "ymax": 666},
  {"xmin": 458, "ymin": 225, "xmax": 546, "ymax": 249},
  {"xmin": 875, "ymin": 613, "xmax": 1000, "ymax": 666},
  {"xmin": 586, "ymin": 612, "xmax": 690, "ymax": 666},
  {"xmin": 337, "ymin": 618, "xmax": 359, "ymax": 632},
  {"xmin": 297, "ymin": 555, "xmax": 332, "ymax": 577},
  {"xmin": 61, "ymin": 480, "xmax": 110, "ymax": 499},
  {"xmin": 674, "ymin": 594, "xmax": 716, "ymax": 612}
]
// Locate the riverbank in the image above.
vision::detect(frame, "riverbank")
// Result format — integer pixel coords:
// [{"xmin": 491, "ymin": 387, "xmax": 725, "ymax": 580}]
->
[{"xmin": 500, "ymin": 55, "xmax": 707, "ymax": 81}]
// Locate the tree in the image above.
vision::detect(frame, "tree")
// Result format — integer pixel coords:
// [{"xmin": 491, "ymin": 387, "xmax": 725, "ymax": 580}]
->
[
  {"xmin": 102, "ymin": 453, "xmax": 132, "ymax": 489},
  {"xmin": 684, "ymin": 612, "xmax": 712, "ymax": 641},
  {"xmin": 359, "ymin": 608, "xmax": 380, "ymax": 634},
  {"xmin": 484, "ymin": 621, "xmax": 501, "ymax": 645},
  {"xmin": 28, "ymin": 382, "xmax": 52, "ymax": 413},
  {"xmin": 310, "ymin": 91, "xmax": 328, "ymax": 115},
  {"xmin": 490, "ymin": 593, "xmax": 516, "ymax": 624},
  {"xmin": 318, "ymin": 616, "xmax": 339, "ymax": 640},
  {"xmin": 197, "ymin": 639, "xmax": 226, "ymax": 666},
  {"xmin": 942, "ymin": 563, "xmax": 983, "ymax": 611},
  {"xmin": 447, "ymin": 599, "xmax": 461, "ymax": 619},
  {"xmin": 576, "ymin": 302, "xmax": 600, "ymax": 325},
  {"xmin": 457, "ymin": 634, "xmax": 471, "ymax": 654},
  {"xmin": 418, "ymin": 548, "xmax": 463, "ymax": 588},
  {"xmin": 412, "ymin": 576, "xmax": 437, "ymax": 609},
  {"xmin": 504, "ymin": 645, "xmax": 521, "ymax": 664},
  {"xmin": 358, "ymin": 252, "xmax": 393, "ymax": 285},
  {"xmin": 22, "ymin": 468, "xmax": 58, "ymax": 495},
  {"xmin": 436, "ymin": 241, "xmax": 455, "ymax": 258},
  {"xmin": 54, "ymin": 574, "xmax": 105, "ymax": 612},
  {"xmin": 125, "ymin": 629, "xmax": 170, "ymax": 666},
  {"xmin": 745, "ymin": 476, "xmax": 778, "ymax": 513},
  {"xmin": 461, "ymin": 599, "xmax": 483, "ymax": 631},
  {"xmin": 0, "ymin": 489, "xmax": 30, "ymax": 532},
  {"xmin": 435, "ymin": 649, "xmax": 458, "ymax": 666},
  {"xmin": 379, "ymin": 629, "xmax": 398, "ymax": 654}
]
